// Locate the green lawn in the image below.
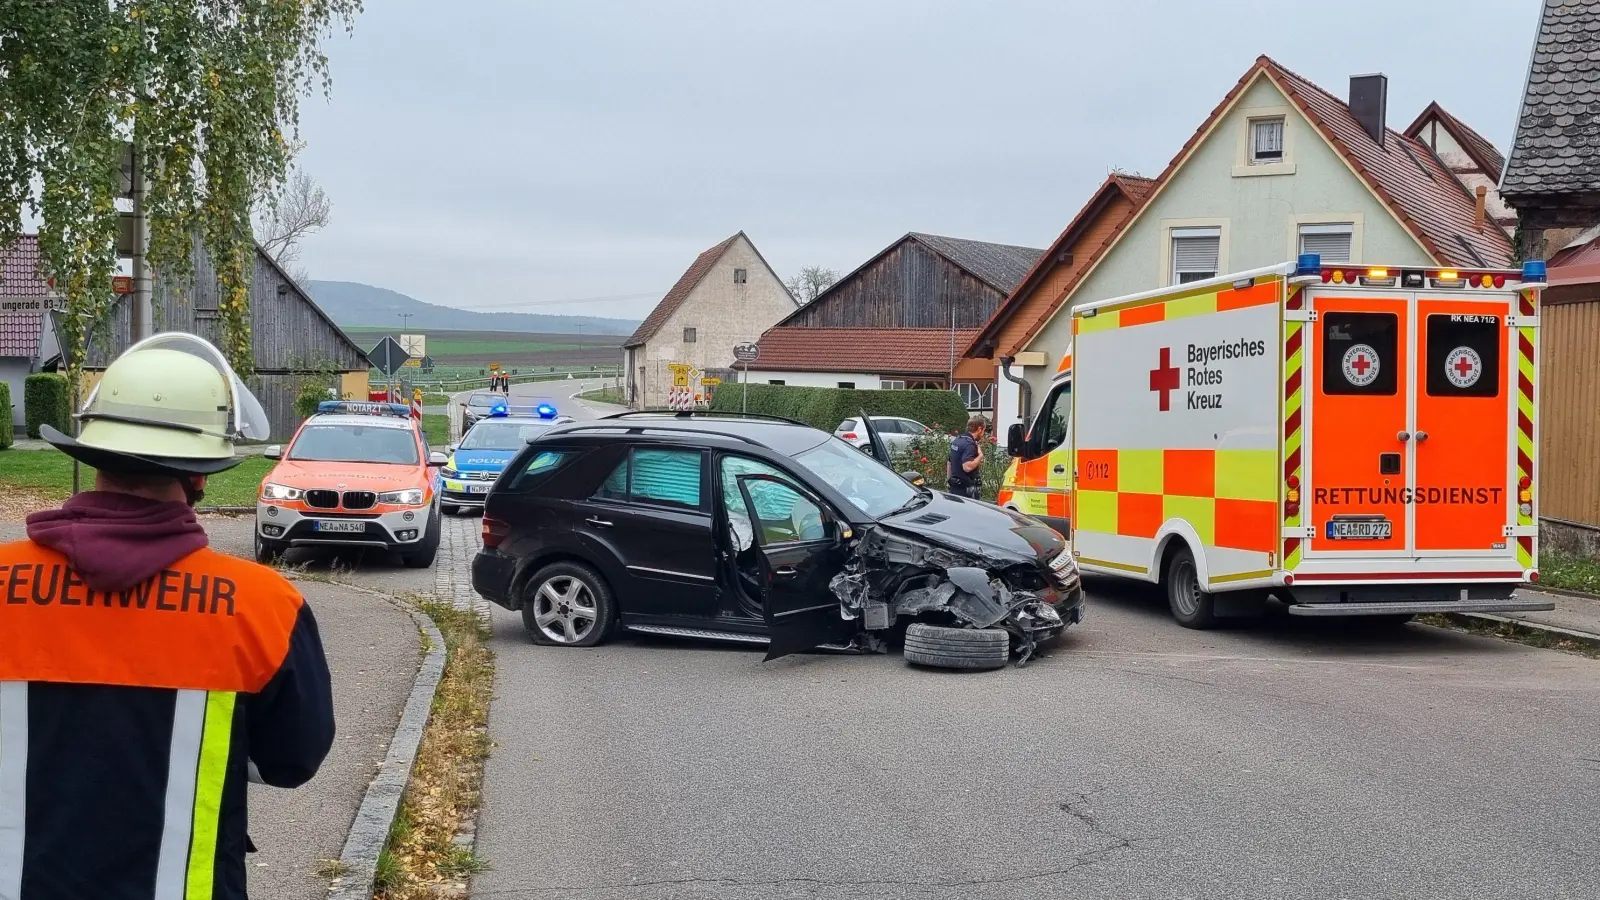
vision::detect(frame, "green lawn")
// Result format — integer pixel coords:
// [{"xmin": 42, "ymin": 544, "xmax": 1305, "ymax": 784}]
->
[
  {"xmin": 577, "ymin": 386, "xmax": 625, "ymax": 405},
  {"xmin": 421, "ymin": 413, "xmax": 450, "ymax": 446},
  {"xmin": 0, "ymin": 450, "xmax": 274, "ymax": 507}
]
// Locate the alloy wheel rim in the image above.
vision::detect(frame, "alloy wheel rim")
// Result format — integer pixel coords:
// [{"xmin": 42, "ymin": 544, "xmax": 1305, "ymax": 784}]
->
[
  {"xmin": 1172, "ymin": 559, "xmax": 1200, "ymax": 617},
  {"xmin": 532, "ymin": 576, "xmax": 598, "ymax": 643}
]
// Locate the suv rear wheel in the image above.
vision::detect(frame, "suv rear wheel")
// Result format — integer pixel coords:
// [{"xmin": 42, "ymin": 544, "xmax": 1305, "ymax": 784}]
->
[{"xmin": 521, "ymin": 561, "xmax": 616, "ymax": 647}]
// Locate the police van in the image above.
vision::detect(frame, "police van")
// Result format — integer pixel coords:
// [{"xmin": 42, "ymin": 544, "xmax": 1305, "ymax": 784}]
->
[{"xmin": 1003, "ymin": 255, "xmax": 1556, "ymax": 626}]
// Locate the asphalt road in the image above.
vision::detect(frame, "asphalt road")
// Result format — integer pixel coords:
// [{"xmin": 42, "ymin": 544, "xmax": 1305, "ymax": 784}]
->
[{"xmin": 473, "ymin": 594, "xmax": 1600, "ymax": 899}]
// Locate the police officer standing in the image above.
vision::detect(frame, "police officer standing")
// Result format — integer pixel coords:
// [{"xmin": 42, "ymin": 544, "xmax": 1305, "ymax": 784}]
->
[
  {"xmin": 0, "ymin": 333, "xmax": 335, "ymax": 900},
  {"xmin": 947, "ymin": 415, "xmax": 988, "ymax": 499}
]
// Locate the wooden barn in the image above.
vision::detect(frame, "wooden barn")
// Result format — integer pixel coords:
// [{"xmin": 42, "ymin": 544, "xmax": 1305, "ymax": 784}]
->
[
  {"xmin": 59, "ymin": 240, "xmax": 370, "ymax": 440},
  {"xmin": 748, "ymin": 232, "xmax": 1041, "ymax": 410}
]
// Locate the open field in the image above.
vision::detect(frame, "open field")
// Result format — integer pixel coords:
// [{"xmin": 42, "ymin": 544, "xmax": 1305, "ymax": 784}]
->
[
  {"xmin": 346, "ymin": 328, "xmax": 624, "ymax": 368},
  {"xmin": 0, "ymin": 450, "xmax": 274, "ymax": 507}
]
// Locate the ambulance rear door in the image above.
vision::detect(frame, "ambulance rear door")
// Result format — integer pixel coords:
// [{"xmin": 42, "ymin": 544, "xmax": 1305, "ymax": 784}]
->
[{"xmin": 1302, "ymin": 285, "xmax": 1516, "ymax": 568}]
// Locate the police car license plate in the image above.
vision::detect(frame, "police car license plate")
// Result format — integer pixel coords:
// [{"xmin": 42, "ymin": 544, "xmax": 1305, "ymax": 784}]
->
[
  {"xmin": 1327, "ymin": 518, "xmax": 1391, "ymax": 540},
  {"xmin": 313, "ymin": 520, "xmax": 366, "ymax": 533},
  {"xmin": 468, "ymin": 483, "xmax": 492, "ymax": 494}
]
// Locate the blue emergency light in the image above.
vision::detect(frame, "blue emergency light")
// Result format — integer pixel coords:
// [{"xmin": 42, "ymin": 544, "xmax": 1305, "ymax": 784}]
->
[
  {"xmin": 489, "ymin": 402, "xmax": 509, "ymax": 417},
  {"xmin": 1521, "ymin": 259, "xmax": 1548, "ymax": 284},
  {"xmin": 318, "ymin": 400, "xmax": 410, "ymax": 418},
  {"xmin": 1295, "ymin": 253, "xmax": 1321, "ymax": 276},
  {"xmin": 536, "ymin": 404, "xmax": 557, "ymax": 419}
]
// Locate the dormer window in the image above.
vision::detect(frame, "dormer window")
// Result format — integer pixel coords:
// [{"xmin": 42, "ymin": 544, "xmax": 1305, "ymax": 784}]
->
[{"xmin": 733, "ymin": 268, "xmax": 747, "ymax": 284}]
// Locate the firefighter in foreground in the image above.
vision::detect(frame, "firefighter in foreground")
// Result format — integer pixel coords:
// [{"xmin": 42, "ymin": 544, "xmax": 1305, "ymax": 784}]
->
[{"xmin": 0, "ymin": 333, "xmax": 335, "ymax": 900}]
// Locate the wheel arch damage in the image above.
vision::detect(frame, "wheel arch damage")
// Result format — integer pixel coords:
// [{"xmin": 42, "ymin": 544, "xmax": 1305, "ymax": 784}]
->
[{"xmin": 826, "ymin": 524, "xmax": 1078, "ymax": 666}]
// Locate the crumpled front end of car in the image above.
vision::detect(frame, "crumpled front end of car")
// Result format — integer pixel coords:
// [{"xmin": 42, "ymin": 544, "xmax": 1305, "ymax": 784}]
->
[{"xmin": 826, "ymin": 525, "xmax": 1084, "ymax": 667}]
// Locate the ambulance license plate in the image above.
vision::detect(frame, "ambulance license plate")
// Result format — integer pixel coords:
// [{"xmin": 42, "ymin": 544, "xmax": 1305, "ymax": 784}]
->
[
  {"xmin": 1327, "ymin": 518, "xmax": 1391, "ymax": 540},
  {"xmin": 313, "ymin": 520, "xmax": 366, "ymax": 533}
]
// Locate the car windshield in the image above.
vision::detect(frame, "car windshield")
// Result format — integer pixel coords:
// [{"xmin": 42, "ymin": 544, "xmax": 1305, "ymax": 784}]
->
[
  {"xmin": 459, "ymin": 420, "xmax": 549, "ymax": 450},
  {"xmin": 467, "ymin": 393, "xmax": 499, "ymax": 409},
  {"xmin": 289, "ymin": 424, "xmax": 420, "ymax": 465},
  {"xmin": 791, "ymin": 437, "xmax": 918, "ymax": 519}
]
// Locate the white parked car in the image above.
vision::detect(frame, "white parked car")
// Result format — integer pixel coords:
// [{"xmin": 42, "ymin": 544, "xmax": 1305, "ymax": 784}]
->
[{"xmin": 834, "ymin": 416, "xmax": 932, "ymax": 452}]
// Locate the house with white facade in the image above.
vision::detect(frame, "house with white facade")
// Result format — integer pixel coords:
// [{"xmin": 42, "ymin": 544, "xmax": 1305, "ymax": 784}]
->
[
  {"xmin": 1011, "ymin": 55, "xmax": 1516, "ymax": 406},
  {"xmin": 623, "ymin": 232, "xmax": 796, "ymax": 408}
]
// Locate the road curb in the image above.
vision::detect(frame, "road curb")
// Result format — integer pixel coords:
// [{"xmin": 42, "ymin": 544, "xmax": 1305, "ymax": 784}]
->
[
  {"xmin": 318, "ymin": 586, "xmax": 447, "ymax": 900},
  {"xmin": 1521, "ymin": 583, "xmax": 1600, "ymax": 603},
  {"xmin": 1455, "ymin": 611, "xmax": 1600, "ymax": 645}
]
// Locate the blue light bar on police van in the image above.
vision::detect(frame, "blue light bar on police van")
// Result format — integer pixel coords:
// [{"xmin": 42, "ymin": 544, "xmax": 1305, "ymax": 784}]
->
[
  {"xmin": 318, "ymin": 400, "xmax": 411, "ymax": 417},
  {"xmin": 489, "ymin": 401, "xmax": 509, "ymax": 417},
  {"xmin": 536, "ymin": 404, "xmax": 557, "ymax": 418}
]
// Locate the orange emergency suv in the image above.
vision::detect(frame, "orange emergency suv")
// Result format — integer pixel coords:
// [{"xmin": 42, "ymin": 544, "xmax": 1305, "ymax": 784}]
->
[
  {"xmin": 255, "ymin": 400, "xmax": 446, "ymax": 567},
  {"xmin": 1003, "ymin": 254, "xmax": 1557, "ymax": 626}
]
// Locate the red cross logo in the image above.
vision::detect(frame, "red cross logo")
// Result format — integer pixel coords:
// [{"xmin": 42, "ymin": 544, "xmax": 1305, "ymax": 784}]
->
[
  {"xmin": 1149, "ymin": 347, "xmax": 1180, "ymax": 411},
  {"xmin": 1454, "ymin": 354, "xmax": 1475, "ymax": 379},
  {"xmin": 1351, "ymin": 353, "xmax": 1372, "ymax": 376}
]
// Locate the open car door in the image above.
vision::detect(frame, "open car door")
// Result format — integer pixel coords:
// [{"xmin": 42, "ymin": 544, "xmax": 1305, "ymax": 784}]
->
[
  {"xmin": 858, "ymin": 409, "xmax": 891, "ymax": 465},
  {"xmin": 734, "ymin": 473, "xmax": 858, "ymax": 660}
]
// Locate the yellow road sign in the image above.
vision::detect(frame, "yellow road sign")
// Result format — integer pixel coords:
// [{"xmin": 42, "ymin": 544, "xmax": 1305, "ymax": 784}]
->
[
  {"xmin": 701, "ymin": 377, "xmax": 721, "ymax": 386},
  {"xmin": 401, "ymin": 357, "xmax": 421, "ymax": 367}
]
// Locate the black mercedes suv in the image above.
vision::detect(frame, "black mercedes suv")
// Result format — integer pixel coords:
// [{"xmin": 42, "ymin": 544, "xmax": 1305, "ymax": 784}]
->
[{"xmin": 470, "ymin": 412, "xmax": 1084, "ymax": 668}]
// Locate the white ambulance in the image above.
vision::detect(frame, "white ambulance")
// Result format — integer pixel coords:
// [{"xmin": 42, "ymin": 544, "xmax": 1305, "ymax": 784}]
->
[{"xmin": 1047, "ymin": 255, "xmax": 1555, "ymax": 626}]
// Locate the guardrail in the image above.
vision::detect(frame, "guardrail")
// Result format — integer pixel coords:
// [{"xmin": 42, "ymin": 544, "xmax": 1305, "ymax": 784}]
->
[{"xmin": 391, "ymin": 367, "xmax": 622, "ymax": 393}]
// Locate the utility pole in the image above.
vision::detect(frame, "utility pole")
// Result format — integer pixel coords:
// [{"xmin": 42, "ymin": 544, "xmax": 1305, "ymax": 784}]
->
[
  {"xmin": 130, "ymin": 148, "xmax": 153, "ymax": 341},
  {"xmin": 399, "ymin": 312, "xmax": 412, "ymax": 332}
]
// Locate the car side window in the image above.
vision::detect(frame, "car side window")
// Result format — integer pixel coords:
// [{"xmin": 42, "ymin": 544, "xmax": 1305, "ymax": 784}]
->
[
  {"xmin": 594, "ymin": 448, "xmax": 705, "ymax": 510},
  {"xmin": 721, "ymin": 455, "xmax": 825, "ymax": 549},
  {"xmin": 838, "ymin": 418, "xmax": 856, "ymax": 432}
]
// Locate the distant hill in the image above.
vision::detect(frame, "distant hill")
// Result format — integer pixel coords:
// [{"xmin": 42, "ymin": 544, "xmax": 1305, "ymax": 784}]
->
[{"xmin": 307, "ymin": 280, "xmax": 639, "ymax": 335}]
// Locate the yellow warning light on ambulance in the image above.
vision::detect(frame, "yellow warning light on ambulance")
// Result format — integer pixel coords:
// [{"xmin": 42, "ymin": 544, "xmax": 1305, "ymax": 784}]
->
[
  {"xmin": 1331, "ymin": 270, "xmax": 1346, "ymax": 284},
  {"xmin": 1366, "ymin": 267, "xmax": 1389, "ymax": 279},
  {"xmin": 1438, "ymin": 269, "xmax": 1460, "ymax": 281}
]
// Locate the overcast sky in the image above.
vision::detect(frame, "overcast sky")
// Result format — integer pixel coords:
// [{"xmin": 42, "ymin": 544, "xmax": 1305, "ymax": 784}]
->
[{"xmin": 294, "ymin": 0, "xmax": 1542, "ymax": 322}]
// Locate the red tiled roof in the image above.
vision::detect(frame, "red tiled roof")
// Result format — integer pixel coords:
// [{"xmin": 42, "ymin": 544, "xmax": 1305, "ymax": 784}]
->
[
  {"xmin": 965, "ymin": 173, "xmax": 1151, "ymax": 359},
  {"xmin": 1404, "ymin": 101, "xmax": 1507, "ymax": 178},
  {"xmin": 748, "ymin": 327, "xmax": 981, "ymax": 376},
  {"xmin": 0, "ymin": 312, "xmax": 45, "ymax": 358},
  {"xmin": 625, "ymin": 233, "xmax": 743, "ymax": 349},
  {"xmin": 0, "ymin": 235, "xmax": 51, "ymax": 298},
  {"xmin": 1264, "ymin": 59, "xmax": 1514, "ymax": 268}
]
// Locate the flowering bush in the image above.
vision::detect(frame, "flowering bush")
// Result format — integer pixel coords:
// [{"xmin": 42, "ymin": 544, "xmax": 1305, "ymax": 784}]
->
[{"xmin": 892, "ymin": 424, "xmax": 1012, "ymax": 502}]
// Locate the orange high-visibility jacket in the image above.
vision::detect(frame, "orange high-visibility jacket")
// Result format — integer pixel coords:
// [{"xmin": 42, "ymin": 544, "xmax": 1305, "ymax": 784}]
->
[{"xmin": 0, "ymin": 542, "xmax": 335, "ymax": 900}]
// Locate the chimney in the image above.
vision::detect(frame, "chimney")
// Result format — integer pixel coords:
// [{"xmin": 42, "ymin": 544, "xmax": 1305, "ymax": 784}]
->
[
  {"xmin": 1349, "ymin": 73, "xmax": 1388, "ymax": 146},
  {"xmin": 1473, "ymin": 185, "xmax": 1488, "ymax": 231}
]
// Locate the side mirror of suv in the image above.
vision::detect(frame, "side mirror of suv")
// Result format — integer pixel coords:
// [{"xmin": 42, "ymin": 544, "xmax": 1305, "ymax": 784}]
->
[
  {"xmin": 1006, "ymin": 423, "xmax": 1026, "ymax": 458},
  {"xmin": 899, "ymin": 470, "xmax": 927, "ymax": 487},
  {"xmin": 427, "ymin": 451, "xmax": 449, "ymax": 467},
  {"xmin": 263, "ymin": 444, "xmax": 282, "ymax": 460}
]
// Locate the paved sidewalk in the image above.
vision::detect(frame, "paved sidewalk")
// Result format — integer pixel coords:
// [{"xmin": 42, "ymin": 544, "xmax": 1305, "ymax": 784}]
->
[
  {"xmin": 248, "ymin": 579, "xmax": 419, "ymax": 899},
  {"xmin": 1507, "ymin": 588, "xmax": 1600, "ymax": 639}
]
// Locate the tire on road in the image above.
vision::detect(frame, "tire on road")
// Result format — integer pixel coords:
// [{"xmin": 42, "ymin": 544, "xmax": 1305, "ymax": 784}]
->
[
  {"xmin": 403, "ymin": 507, "xmax": 442, "ymax": 568},
  {"xmin": 520, "ymin": 561, "xmax": 617, "ymax": 647},
  {"xmin": 902, "ymin": 622, "xmax": 1009, "ymax": 671},
  {"xmin": 441, "ymin": 503, "xmax": 461, "ymax": 516},
  {"xmin": 1165, "ymin": 546, "xmax": 1218, "ymax": 629},
  {"xmin": 254, "ymin": 533, "xmax": 286, "ymax": 565}
]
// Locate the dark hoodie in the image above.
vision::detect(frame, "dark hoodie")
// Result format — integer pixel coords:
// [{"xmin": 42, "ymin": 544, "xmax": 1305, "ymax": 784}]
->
[{"xmin": 26, "ymin": 490, "xmax": 209, "ymax": 592}]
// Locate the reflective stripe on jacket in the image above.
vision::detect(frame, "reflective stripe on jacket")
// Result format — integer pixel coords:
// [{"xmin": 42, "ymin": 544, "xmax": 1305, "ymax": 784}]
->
[{"xmin": 0, "ymin": 542, "xmax": 335, "ymax": 900}]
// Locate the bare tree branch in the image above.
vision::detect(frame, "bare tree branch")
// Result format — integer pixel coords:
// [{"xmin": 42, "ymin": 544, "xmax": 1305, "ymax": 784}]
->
[
  {"xmin": 255, "ymin": 168, "xmax": 331, "ymax": 271},
  {"xmin": 785, "ymin": 265, "xmax": 838, "ymax": 305}
]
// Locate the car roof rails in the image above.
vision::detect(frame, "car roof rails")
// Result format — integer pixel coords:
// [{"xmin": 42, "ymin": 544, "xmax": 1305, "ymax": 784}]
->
[
  {"xmin": 558, "ymin": 420, "xmax": 767, "ymax": 447},
  {"xmin": 600, "ymin": 410, "xmax": 808, "ymax": 427}
]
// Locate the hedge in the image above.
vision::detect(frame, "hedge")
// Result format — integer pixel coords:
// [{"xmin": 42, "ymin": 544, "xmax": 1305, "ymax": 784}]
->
[
  {"xmin": 707, "ymin": 383, "xmax": 973, "ymax": 434},
  {"xmin": 24, "ymin": 373, "xmax": 69, "ymax": 440},
  {"xmin": 0, "ymin": 383, "xmax": 12, "ymax": 449}
]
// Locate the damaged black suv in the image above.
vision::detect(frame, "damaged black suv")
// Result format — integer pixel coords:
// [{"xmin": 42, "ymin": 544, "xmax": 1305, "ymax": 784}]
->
[{"xmin": 471, "ymin": 412, "xmax": 1084, "ymax": 669}]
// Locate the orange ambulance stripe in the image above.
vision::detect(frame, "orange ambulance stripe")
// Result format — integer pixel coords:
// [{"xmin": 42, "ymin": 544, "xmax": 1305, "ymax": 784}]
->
[
  {"xmin": 1119, "ymin": 303, "xmax": 1166, "ymax": 328},
  {"xmin": 1217, "ymin": 281, "xmax": 1279, "ymax": 311},
  {"xmin": 1046, "ymin": 491, "xmax": 1069, "ymax": 518},
  {"xmin": 1215, "ymin": 499, "xmax": 1278, "ymax": 553},
  {"xmin": 1117, "ymin": 492, "xmax": 1163, "ymax": 539},
  {"xmin": 1057, "ymin": 353, "xmax": 1073, "ymax": 374},
  {"xmin": 1076, "ymin": 449, "xmax": 1117, "ymax": 492},
  {"xmin": 1163, "ymin": 449, "xmax": 1215, "ymax": 497}
]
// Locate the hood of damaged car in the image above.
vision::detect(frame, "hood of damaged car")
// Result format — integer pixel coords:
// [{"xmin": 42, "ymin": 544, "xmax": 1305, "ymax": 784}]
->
[{"xmin": 878, "ymin": 490, "xmax": 1064, "ymax": 565}]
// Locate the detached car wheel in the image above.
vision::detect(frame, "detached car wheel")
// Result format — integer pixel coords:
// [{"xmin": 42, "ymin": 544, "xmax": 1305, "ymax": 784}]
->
[
  {"xmin": 902, "ymin": 623, "xmax": 1009, "ymax": 671},
  {"xmin": 520, "ymin": 562, "xmax": 616, "ymax": 647}
]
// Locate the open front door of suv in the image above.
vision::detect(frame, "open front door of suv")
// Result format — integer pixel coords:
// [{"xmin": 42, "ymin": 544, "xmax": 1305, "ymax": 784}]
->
[
  {"xmin": 859, "ymin": 410, "xmax": 892, "ymax": 466},
  {"xmin": 734, "ymin": 473, "xmax": 857, "ymax": 660}
]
